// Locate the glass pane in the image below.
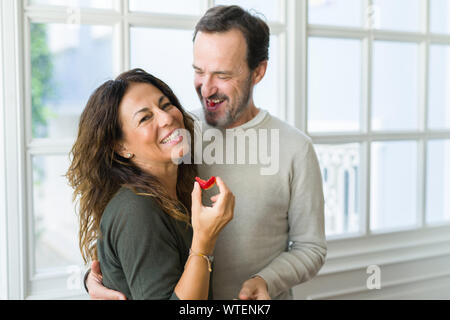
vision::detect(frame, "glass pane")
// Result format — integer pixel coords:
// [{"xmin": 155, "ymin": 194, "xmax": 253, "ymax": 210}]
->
[
  {"xmin": 315, "ymin": 143, "xmax": 361, "ymax": 236},
  {"xmin": 308, "ymin": 0, "xmax": 362, "ymax": 27},
  {"xmin": 131, "ymin": 29, "xmax": 281, "ymax": 118},
  {"xmin": 32, "ymin": 155, "xmax": 83, "ymax": 272},
  {"xmin": 372, "ymin": 41, "xmax": 419, "ymax": 131},
  {"xmin": 308, "ymin": 37, "xmax": 361, "ymax": 132},
  {"xmin": 214, "ymin": 0, "xmax": 281, "ymax": 22},
  {"xmin": 370, "ymin": 141, "xmax": 418, "ymax": 231},
  {"xmin": 254, "ymin": 35, "xmax": 280, "ymax": 118},
  {"xmin": 30, "ymin": 23, "xmax": 114, "ymax": 139},
  {"xmin": 426, "ymin": 140, "xmax": 450, "ymax": 224},
  {"xmin": 129, "ymin": 0, "xmax": 204, "ymax": 15},
  {"xmin": 130, "ymin": 27, "xmax": 200, "ymax": 112},
  {"xmin": 430, "ymin": 0, "xmax": 450, "ymax": 34},
  {"xmin": 29, "ymin": 0, "xmax": 113, "ymax": 9},
  {"xmin": 428, "ymin": 44, "xmax": 450, "ymax": 129},
  {"xmin": 372, "ymin": 0, "xmax": 421, "ymax": 32}
]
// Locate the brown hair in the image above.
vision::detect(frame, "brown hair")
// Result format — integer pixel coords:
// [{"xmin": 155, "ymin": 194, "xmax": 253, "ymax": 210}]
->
[
  {"xmin": 193, "ymin": 5, "xmax": 270, "ymax": 70},
  {"xmin": 66, "ymin": 68, "xmax": 197, "ymax": 263}
]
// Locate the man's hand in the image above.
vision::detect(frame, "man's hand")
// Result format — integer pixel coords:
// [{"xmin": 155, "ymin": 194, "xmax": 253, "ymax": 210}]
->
[
  {"xmin": 238, "ymin": 276, "xmax": 271, "ymax": 300},
  {"xmin": 87, "ymin": 260, "xmax": 127, "ymax": 300}
]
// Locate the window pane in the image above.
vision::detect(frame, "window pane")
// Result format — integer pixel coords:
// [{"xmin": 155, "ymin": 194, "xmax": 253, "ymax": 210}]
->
[
  {"xmin": 129, "ymin": 0, "xmax": 204, "ymax": 15},
  {"xmin": 308, "ymin": 37, "xmax": 361, "ymax": 132},
  {"xmin": 254, "ymin": 35, "xmax": 280, "ymax": 118},
  {"xmin": 426, "ymin": 140, "xmax": 450, "ymax": 224},
  {"xmin": 372, "ymin": 0, "xmax": 421, "ymax": 32},
  {"xmin": 308, "ymin": 0, "xmax": 362, "ymax": 27},
  {"xmin": 131, "ymin": 28, "xmax": 280, "ymax": 118},
  {"xmin": 29, "ymin": 0, "xmax": 113, "ymax": 9},
  {"xmin": 372, "ymin": 41, "xmax": 418, "ymax": 131},
  {"xmin": 370, "ymin": 141, "xmax": 418, "ymax": 231},
  {"xmin": 130, "ymin": 27, "xmax": 200, "ymax": 112},
  {"xmin": 32, "ymin": 155, "xmax": 82, "ymax": 272},
  {"xmin": 428, "ymin": 44, "xmax": 450, "ymax": 129},
  {"xmin": 315, "ymin": 143, "xmax": 361, "ymax": 236},
  {"xmin": 30, "ymin": 23, "xmax": 113, "ymax": 139},
  {"xmin": 430, "ymin": 0, "xmax": 450, "ymax": 34},
  {"xmin": 214, "ymin": 0, "xmax": 281, "ymax": 22}
]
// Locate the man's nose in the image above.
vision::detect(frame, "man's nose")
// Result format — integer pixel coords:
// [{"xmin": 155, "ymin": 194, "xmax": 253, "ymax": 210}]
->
[{"xmin": 200, "ymin": 76, "xmax": 218, "ymax": 98}]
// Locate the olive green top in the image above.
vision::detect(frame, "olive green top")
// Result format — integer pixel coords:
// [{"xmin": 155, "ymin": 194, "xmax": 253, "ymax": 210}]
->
[{"xmin": 97, "ymin": 187, "xmax": 194, "ymax": 300}]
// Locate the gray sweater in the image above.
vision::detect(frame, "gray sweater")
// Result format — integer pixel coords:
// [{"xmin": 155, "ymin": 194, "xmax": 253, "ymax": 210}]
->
[{"xmin": 191, "ymin": 108, "xmax": 327, "ymax": 299}]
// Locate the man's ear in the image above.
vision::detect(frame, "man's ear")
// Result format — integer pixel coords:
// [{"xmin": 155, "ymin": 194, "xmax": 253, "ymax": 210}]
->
[{"xmin": 252, "ymin": 60, "xmax": 268, "ymax": 86}]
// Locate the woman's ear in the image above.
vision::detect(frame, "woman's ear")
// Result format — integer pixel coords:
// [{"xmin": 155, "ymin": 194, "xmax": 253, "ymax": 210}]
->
[
  {"xmin": 252, "ymin": 60, "xmax": 268, "ymax": 86},
  {"xmin": 115, "ymin": 143, "xmax": 133, "ymax": 159}
]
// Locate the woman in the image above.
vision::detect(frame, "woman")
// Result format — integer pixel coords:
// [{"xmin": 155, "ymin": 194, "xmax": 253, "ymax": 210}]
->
[{"xmin": 66, "ymin": 68, "xmax": 234, "ymax": 300}]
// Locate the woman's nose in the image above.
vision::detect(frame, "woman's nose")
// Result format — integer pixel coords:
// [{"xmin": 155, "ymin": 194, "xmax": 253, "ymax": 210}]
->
[{"xmin": 155, "ymin": 108, "xmax": 173, "ymax": 127}]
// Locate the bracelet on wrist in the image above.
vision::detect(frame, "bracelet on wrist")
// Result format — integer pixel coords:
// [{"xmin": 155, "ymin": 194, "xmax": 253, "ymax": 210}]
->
[{"xmin": 186, "ymin": 249, "xmax": 214, "ymax": 272}]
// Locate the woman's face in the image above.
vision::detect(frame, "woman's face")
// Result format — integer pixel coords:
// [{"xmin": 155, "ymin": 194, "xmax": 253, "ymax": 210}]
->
[{"xmin": 117, "ymin": 82, "xmax": 187, "ymax": 169}]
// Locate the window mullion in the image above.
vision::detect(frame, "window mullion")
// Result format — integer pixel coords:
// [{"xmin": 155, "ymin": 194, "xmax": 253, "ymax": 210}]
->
[
  {"xmin": 117, "ymin": 0, "xmax": 128, "ymax": 73},
  {"xmin": 286, "ymin": 0, "xmax": 307, "ymax": 130},
  {"xmin": 361, "ymin": 140, "xmax": 371, "ymax": 235},
  {"xmin": 206, "ymin": 0, "xmax": 214, "ymax": 10},
  {"xmin": 362, "ymin": 0, "xmax": 372, "ymax": 236},
  {"xmin": 417, "ymin": 0, "xmax": 430, "ymax": 229}
]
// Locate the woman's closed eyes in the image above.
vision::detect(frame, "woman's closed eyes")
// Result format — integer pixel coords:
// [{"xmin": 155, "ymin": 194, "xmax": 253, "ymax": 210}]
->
[{"xmin": 138, "ymin": 101, "xmax": 174, "ymax": 125}]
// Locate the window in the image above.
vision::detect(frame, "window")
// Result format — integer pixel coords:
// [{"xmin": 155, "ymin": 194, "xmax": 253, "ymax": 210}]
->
[
  {"xmin": 129, "ymin": 0, "xmax": 204, "ymax": 15},
  {"xmin": 426, "ymin": 139, "xmax": 450, "ymax": 224},
  {"xmin": 428, "ymin": 44, "xmax": 450, "ymax": 129},
  {"xmin": 308, "ymin": 37, "xmax": 361, "ymax": 132},
  {"xmin": 307, "ymin": 0, "xmax": 450, "ymax": 238},
  {"xmin": 430, "ymin": 0, "xmax": 450, "ymax": 34},
  {"xmin": 315, "ymin": 144, "xmax": 361, "ymax": 235}
]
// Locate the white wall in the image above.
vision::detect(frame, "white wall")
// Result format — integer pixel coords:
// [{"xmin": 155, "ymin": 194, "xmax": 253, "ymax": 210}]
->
[{"xmin": 293, "ymin": 226, "xmax": 450, "ymax": 300}]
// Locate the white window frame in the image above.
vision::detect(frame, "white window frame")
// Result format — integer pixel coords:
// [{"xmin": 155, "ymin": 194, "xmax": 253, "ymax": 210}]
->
[
  {"xmin": 295, "ymin": 0, "xmax": 450, "ymax": 275},
  {"xmin": 0, "ymin": 0, "xmax": 7, "ymax": 300},
  {"xmin": 1, "ymin": 0, "xmax": 28, "ymax": 300},
  {"xmin": 1, "ymin": 0, "xmax": 449, "ymax": 299}
]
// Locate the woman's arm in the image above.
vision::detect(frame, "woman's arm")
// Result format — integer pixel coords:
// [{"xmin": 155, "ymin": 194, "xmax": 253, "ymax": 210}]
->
[
  {"xmin": 175, "ymin": 245, "xmax": 212, "ymax": 300},
  {"xmin": 175, "ymin": 177, "xmax": 235, "ymax": 300}
]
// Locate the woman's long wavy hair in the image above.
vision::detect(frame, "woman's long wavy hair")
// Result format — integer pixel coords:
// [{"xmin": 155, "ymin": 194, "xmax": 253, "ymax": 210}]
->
[{"xmin": 66, "ymin": 68, "xmax": 197, "ymax": 263}]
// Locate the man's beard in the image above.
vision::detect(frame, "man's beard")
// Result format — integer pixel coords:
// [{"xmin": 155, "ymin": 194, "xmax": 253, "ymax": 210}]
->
[{"xmin": 198, "ymin": 75, "xmax": 253, "ymax": 129}]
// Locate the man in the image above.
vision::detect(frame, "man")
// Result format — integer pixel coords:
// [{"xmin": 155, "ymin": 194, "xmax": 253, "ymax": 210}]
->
[{"xmin": 85, "ymin": 5, "xmax": 326, "ymax": 300}]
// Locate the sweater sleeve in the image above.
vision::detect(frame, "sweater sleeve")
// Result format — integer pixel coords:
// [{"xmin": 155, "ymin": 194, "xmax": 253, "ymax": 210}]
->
[
  {"xmin": 254, "ymin": 139, "xmax": 327, "ymax": 298},
  {"xmin": 107, "ymin": 197, "xmax": 183, "ymax": 300}
]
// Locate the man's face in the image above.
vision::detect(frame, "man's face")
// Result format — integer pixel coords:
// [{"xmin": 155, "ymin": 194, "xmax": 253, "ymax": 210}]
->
[{"xmin": 193, "ymin": 29, "xmax": 253, "ymax": 128}]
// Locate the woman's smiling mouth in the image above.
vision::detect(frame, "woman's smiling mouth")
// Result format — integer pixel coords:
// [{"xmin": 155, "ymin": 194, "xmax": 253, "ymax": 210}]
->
[{"xmin": 160, "ymin": 129, "xmax": 183, "ymax": 145}]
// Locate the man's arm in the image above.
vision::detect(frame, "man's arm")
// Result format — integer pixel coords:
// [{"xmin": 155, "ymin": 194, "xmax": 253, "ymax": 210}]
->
[
  {"xmin": 252, "ymin": 139, "xmax": 327, "ymax": 299},
  {"xmin": 84, "ymin": 261, "xmax": 127, "ymax": 300}
]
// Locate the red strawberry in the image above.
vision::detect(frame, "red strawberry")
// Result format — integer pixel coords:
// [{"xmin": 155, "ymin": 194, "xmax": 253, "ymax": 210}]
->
[{"xmin": 195, "ymin": 176, "xmax": 216, "ymax": 190}]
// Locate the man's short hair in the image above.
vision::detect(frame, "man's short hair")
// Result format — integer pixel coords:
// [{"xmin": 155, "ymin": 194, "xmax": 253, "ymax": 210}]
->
[{"xmin": 193, "ymin": 5, "xmax": 270, "ymax": 70}]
